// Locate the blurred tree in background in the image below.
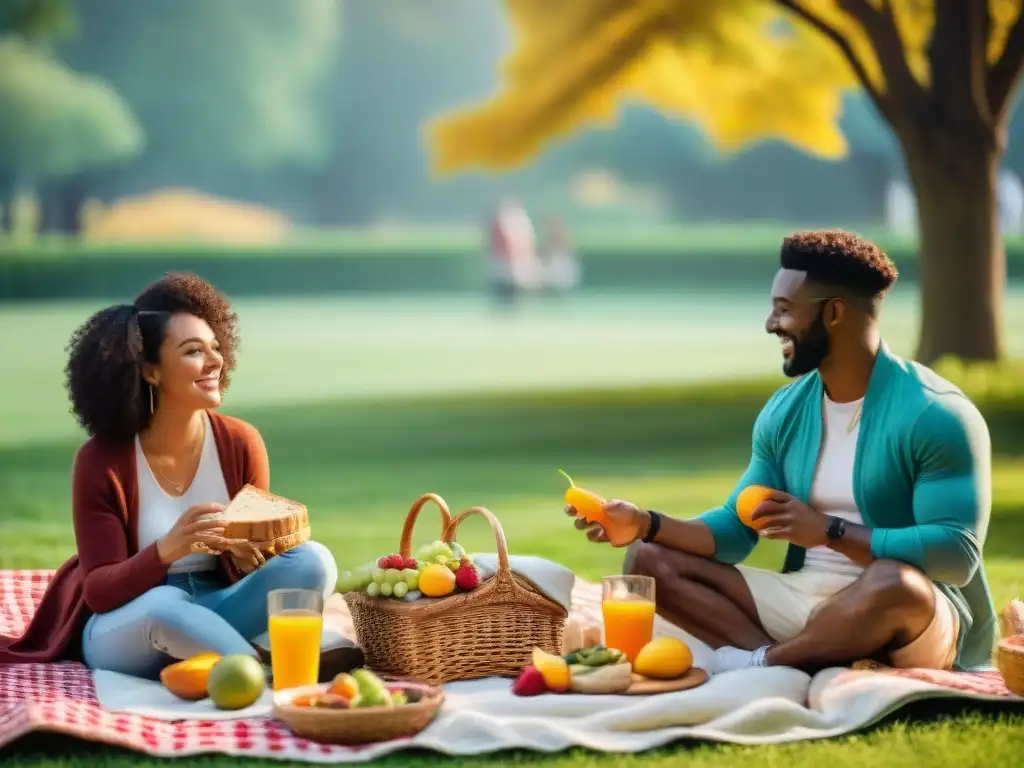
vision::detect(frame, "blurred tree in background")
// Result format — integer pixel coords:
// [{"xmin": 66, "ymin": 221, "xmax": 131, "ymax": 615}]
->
[
  {"xmin": 58, "ymin": 0, "xmax": 341, "ymax": 216},
  {"xmin": 0, "ymin": 1, "xmax": 140, "ymax": 233},
  {"xmin": 428, "ymin": 1, "xmax": 1024, "ymax": 364},
  {"xmin": 0, "ymin": 0, "xmax": 74, "ymax": 42}
]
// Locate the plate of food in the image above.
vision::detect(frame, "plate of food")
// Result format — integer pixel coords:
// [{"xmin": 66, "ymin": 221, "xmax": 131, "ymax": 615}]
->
[
  {"xmin": 512, "ymin": 640, "xmax": 708, "ymax": 696},
  {"xmin": 272, "ymin": 668, "xmax": 444, "ymax": 745}
]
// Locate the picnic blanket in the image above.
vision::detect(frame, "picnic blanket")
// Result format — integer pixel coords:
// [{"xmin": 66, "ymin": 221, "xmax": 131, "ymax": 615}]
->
[{"xmin": 2, "ymin": 569, "xmax": 1021, "ymax": 762}]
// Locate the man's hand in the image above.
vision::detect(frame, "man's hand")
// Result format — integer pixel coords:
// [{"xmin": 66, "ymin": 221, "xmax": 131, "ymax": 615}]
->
[
  {"xmin": 750, "ymin": 491, "xmax": 829, "ymax": 549},
  {"xmin": 564, "ymin": 500, "xmax": 649, "ymax": 547}
]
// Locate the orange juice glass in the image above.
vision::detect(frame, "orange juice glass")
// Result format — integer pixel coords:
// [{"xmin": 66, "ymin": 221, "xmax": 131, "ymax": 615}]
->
[
  {"xmin": 601, "ymin": 575, "xmax": 655, "ymax": 662},
  {"xmin": 267, "ymin": 588, "xmax": 324, "ymax": 691}
]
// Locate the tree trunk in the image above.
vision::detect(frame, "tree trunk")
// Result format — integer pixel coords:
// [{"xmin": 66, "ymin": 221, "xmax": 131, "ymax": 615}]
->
[{"xmin": 905, "ymin": 135, "xmax": 1006, "ymax": 364}]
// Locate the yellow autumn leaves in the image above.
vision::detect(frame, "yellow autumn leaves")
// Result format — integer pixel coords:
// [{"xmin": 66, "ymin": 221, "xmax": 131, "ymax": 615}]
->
[{"xmin": 425, "ymin": 0, "xmax": 1024, "ymax": 174}]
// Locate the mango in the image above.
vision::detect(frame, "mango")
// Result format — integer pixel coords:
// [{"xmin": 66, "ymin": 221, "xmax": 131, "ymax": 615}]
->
[
  {"xmin": 632, "ymin": 637, "xmax": 693, "ymax": 680},
  {"xmin": 532, "ymin": 647, "xmax": 570, "ymax": 692},
  {"xmin": 159, "ymin": 653, "xmax": 222, "ymax": 700}
]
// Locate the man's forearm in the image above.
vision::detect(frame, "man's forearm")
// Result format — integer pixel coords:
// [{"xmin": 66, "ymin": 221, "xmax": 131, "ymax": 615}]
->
[
  {"xmin": 827, "ymin": 522, "xmax": 875, "ymax": 566},
  {"xmin": 639, "ymin": 511, "xmax": 717, "ymax": 558}
]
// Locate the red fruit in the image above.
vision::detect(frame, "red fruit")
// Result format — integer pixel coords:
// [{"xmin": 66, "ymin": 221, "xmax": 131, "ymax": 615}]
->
[
  {"xmin": 511, "ymin": 665, "xmax": 548, "ymax": 696},
  {"xmin": 386, "ymin": 554, "xmax": 404, "ymax": 569},
  {"xmin": 404, "ymin": 557, "xmax": 418, "ymax": 570},
  {"xmin": 376, "ymin": 556, "xmax": 389, "ymax": 568},
  {"xmin": 455, "ymin": 560, "xmax": 480, "ymax": 591}
]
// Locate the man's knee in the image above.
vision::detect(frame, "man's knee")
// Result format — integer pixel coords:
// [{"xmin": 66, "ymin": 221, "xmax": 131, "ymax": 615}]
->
[
  {"xmin": 859, "ymin": 559, "xmax": 934, "ymax": 615},
  {"xmin": 624, "ymin": 540, "xmax": 664, "ymax": 577}
]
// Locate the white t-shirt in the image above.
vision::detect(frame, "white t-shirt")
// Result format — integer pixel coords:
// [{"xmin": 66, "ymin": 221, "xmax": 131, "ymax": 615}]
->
[
  {"xmin": 135, "ymin": 412, "xmax": 232, "ymax": 574},
  {"xmin": 803, "ymin": 394, "xmax": 866, "ymax": 577}
]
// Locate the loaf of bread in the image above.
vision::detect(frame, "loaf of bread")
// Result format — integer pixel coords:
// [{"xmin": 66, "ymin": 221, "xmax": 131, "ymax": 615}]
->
[{"xmin": 202, "ymin": 484, "xmax": 311, "ymax": 574}]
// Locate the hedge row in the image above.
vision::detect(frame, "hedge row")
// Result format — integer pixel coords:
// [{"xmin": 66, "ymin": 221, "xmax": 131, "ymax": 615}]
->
[{"xmin": 2, "ymin": 237, "xmax": 1023, "ymax": 301}]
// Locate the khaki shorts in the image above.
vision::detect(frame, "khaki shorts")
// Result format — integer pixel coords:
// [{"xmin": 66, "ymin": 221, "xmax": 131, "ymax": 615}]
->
[{"xmin": 736, "ymin": 565, "xmax": 960, "ymax": 670}]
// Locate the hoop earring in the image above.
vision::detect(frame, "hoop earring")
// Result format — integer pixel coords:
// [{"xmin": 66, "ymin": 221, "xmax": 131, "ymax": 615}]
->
[{"xmin": 149, "ymin": 384, "xmax": 154, "ymax": 415}]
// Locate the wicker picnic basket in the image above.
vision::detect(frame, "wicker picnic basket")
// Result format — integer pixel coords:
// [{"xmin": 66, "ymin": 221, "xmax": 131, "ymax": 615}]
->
[
  {"xmin": 995, "ymin": 638, "xmax": 1024, "ymax": 696},
  {"xmin": 343, "ymin": 493, "xmax": 568, "ymax": 685}
]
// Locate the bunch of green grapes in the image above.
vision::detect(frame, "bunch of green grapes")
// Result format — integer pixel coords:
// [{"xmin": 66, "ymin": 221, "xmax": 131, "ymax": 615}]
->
[
  {"xmin": 415, "ymin": 540, "xmax": 467, "ymax": 569},
  {"xmin": 336, "ymin": 567, "xmax": 374, "ymax": 594},
  {"xmin": 344, "ymin": 566, "xmax": 422, "ymax": 599}
]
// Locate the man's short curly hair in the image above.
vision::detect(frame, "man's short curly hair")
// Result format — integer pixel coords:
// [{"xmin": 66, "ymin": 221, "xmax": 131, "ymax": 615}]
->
[
  {"xmin": 780, "ymin": 229, "xmax": 898, "ymax": 299},
  {"xmin": 64, "ymin": 272, "xmax": 239, "ymax": 442}
]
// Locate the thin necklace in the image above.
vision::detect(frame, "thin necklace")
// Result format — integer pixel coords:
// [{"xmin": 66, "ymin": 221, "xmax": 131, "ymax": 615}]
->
[
  {"xmin": 144, "ymin": 425, "xmax": 204, "ymax": 495},
  {"xmin": 847, "ymin": 400, "xmax": 864, "ymax": 435}
]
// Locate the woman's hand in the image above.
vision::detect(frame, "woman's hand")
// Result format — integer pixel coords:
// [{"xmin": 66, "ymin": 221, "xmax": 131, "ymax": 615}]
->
[{"xmin": 156, "ymin": 503, "xmax": 231, "ymax": 564}]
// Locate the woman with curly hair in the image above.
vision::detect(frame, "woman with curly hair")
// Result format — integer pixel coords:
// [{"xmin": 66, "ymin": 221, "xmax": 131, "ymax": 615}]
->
[{"xmin": 0, "ymin": 273, "xmax": 338, "ymax": 678}]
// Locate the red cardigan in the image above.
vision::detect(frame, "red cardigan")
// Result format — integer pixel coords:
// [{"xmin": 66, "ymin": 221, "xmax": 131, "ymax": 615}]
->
[{"xmin": 0, "ymin": 411, "xmax": 270, "ymax": 664}]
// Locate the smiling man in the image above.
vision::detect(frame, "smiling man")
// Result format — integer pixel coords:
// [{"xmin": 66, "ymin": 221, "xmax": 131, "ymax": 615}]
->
[{"xmin": 569, "ymin": 230, "xmax": 998, "ymax": 675}]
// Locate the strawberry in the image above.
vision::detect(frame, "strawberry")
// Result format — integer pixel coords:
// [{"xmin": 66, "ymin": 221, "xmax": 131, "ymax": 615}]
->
[
  {"xmin": 511, "ymin": 665, "xmax": 548, "ymax": 696},
  {"xmin": 455, "ymin": 560, "xmax": 480, "ymax": 591}
]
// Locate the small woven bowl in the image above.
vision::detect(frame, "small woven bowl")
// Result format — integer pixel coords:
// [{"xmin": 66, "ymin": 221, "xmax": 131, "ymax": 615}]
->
[
  {"xmin": 995, "ymin": 636, "xmax": 1024, "ymax": 697},
  {"xmin": 272, "ymin": 680, "xmax": 444, "ymax": 745}
]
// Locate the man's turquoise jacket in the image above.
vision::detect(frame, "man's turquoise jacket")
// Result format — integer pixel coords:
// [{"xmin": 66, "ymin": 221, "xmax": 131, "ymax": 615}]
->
[{"xmin": 697, "ymin": 342, "xmax": 997, "ymax": 671}]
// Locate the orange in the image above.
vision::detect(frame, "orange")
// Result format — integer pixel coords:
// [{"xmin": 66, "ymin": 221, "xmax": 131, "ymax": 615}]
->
[
  {"xmin": 735, "ymin": 485, "xmax": 776, "ymax": 530},
  {"xmin": 328, "ymin": 672, "xmax": 359, "ymax": 700},
  {"xmin": 419, "ymin": 563, "xmax": 456, "ymax": 597}
]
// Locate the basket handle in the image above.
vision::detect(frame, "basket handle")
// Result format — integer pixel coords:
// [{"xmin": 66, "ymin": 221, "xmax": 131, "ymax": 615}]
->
[
  {"xmin": 442, "ymin": 506, "xmax": 510, "ymax": 574},
  {"xmin": 399, "ymin": 493, "xmax": 453, "ymax": 559}
]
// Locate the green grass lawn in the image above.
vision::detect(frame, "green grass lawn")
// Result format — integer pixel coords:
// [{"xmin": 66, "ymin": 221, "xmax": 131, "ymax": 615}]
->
[
  {"xmin": 2, "ymin": 293, "xmax": 1022, "ymax": 765},
  {"xmin": 3, "ymin": 379, "xmax": 1023, "ymax": 767}
]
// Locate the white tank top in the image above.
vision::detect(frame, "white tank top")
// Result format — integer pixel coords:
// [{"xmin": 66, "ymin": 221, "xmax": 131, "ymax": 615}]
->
[
  {"xmin": 802, "ymin": 394, "xmax": 866, "ymax": 577},
  {"xmin": 135, "ymin": 412, "xmax": 232, "ymax": 573}
]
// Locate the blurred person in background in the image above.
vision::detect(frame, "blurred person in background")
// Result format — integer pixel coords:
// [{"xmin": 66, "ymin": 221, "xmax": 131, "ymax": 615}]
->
[
  {"xmin": 542, "ymin": 215, "xmax": 581, "ymax": 297},
  {"xmin": 487, "ymin": 196, "xmax": 540, "ymax": 307}
]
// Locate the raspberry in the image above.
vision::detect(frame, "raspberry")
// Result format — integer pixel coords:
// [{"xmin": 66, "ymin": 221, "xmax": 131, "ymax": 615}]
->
[
  {"xmin": 404, "ymin": 557, "xmax": 418, "ymax": 570},
  {"xmin": 511, "ymin": 665, "xmax": 547, "ymax": 696},
  {"xmin": 376, "ymin": 556, "xmax": 389, "ymax": 568},
  {"xmin": 455, "ymin": 561, "xmax": 480, "ymax": 591},
  {"xmin": 386, "ymin": 554, "xmax": 404, "ymax": 569}
]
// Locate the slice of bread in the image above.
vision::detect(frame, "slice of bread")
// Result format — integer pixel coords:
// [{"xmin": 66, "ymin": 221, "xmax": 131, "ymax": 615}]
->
[{"xmin": 220, "ymin": 484, "xmax": 310, "ymax": 547}]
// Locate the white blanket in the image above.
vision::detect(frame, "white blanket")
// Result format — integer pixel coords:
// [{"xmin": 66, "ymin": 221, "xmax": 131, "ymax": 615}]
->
[{"xmin": 92, "ymin": 576, "xmax": 1022, "ymax": 758}]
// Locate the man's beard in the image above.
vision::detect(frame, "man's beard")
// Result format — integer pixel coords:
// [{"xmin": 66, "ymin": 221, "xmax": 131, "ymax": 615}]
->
[{"xmin": 782, "ymin": 307, "xmax": 830, "ymax": 377}]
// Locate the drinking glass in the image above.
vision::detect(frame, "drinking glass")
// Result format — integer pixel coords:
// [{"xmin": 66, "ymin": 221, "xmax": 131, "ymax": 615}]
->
[
  {"xmin": 267, "ymin": 588, "xmax": 324, "ymax": 691},
  {"xmin": 601, "ymin": 575, "xmax": 656, "ymax": 662}
]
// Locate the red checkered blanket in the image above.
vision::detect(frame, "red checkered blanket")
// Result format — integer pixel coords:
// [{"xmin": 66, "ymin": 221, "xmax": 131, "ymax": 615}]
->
[
  {"xmin": 0, "ymin": 570, "xmax": 386, "ymax": 759},
  {"xmin": 0, "ymin": 569, "xmax": 1017, "ymax": 760}
]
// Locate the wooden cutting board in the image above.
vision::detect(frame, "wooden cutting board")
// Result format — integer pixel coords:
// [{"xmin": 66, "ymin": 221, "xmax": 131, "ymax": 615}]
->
[{"xmin": 624, "ymin": 667, "xmax": 708, "ymax": 695}]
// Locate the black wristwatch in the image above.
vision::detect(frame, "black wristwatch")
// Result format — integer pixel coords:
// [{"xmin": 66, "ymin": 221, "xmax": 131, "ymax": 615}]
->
[
  {"xmin": 825, "ymin": 515, "xmax": 846, "ymax": 541},
  {"xmin": 642, "ymin": 510, "xmax": 662, "ymax": 543}
]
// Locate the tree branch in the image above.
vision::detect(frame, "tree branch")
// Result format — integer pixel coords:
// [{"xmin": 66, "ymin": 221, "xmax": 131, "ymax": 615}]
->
[
  {"xmin": 836, "ymin": 0, "xmax": 928, "ymax": 121},
  {"xmin": 773, "ymin": 0, "xmax": 892, "ymax": 122},
  {"xmin": 988, "ymin": 3, "xmax": 1024, "ymax": 124}
]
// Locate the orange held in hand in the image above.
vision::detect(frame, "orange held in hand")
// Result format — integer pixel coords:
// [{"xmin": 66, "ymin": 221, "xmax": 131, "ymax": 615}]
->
[
  {"xmin": 736, "ymin": 485, "xmax": 777, "ymax": 530},
  {"xmin": 560, "ymin": 470, "xmax": 638, "ymax": 547}
]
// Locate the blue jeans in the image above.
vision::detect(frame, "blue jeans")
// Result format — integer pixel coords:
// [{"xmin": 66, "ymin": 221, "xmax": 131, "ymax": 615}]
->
[{"xmin": 81, "ymin": 541, "xmax": 336, "ymax": 679}]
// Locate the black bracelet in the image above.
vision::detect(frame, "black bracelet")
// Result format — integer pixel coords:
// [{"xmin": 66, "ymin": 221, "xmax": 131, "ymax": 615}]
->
[{"xmin": 642, "ymin": 510, "xmax": 662, "ymax": 543}]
